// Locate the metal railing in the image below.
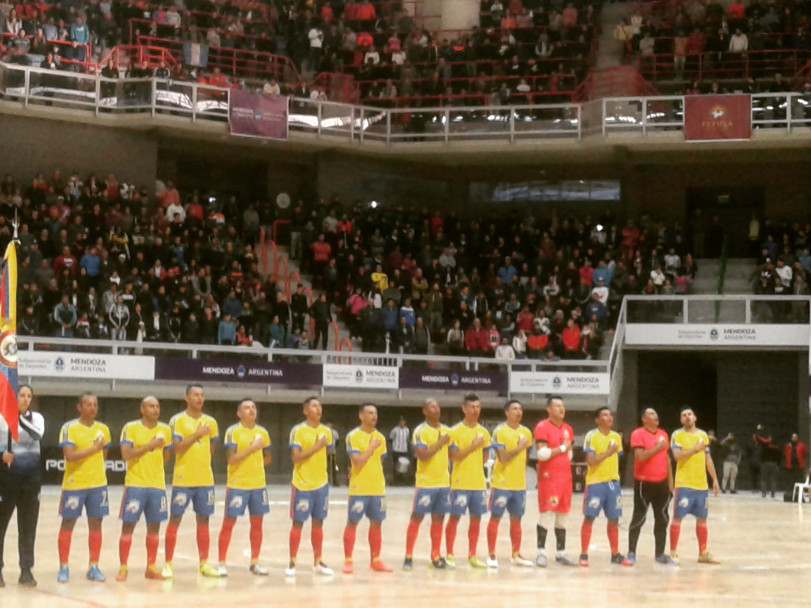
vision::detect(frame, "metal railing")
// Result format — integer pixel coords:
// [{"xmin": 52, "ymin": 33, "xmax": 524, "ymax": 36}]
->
[
  {"xmin": 16, "ymin": 335, "xmax": 609, "ymax": 399},
  {"xmin": 622, "ymin": 294, "xmax": 811, "ymax": 325},
  {"xmin": 3, "ymin": 61, "xmax": 811, "ymax": 144}
]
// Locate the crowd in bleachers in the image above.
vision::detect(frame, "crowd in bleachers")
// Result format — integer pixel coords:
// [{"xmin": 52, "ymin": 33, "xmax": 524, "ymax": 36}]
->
[
  {"xmin": 1, "ymin": 0, "xmax": 599, "ymax": 107},
  {"xmin": 621, "ymin": 0, "xmax": 811, "ymax": 88},
  {"xmin": 751, "ymin": 216, "xmax": 811, "ymax": 321},
  {"xmin": 1, "ymin": 166, "xmax": 705, "ymax": 358}
]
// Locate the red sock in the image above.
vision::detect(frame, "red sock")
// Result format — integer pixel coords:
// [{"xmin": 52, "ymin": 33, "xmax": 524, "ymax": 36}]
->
[
  {"xmin": 165, "ymin": 522, "xmax": 179, "ymax": 562},
  {"xmin": 119, "ymin": 532, "xmax": 133, "ymax": 566},
  {"xmin": 249, "ymin": 516, "xmax": 263, "ymax": 561},
  {"xmin": 405, "ymin": 519, "xmax": 419, "ymax": 558},
  {"xmin": 487, "ymin": 518, "xmax": 499, "ymax": 555},
  {"xmin": 429, "ymin": 521, "xmax": 443, "ymax": 560},
  {"xmin": 58, "ymin": 528, "xmax": 72, "ymax": 565},
  {"xmin": 289, "ymin": 526, "xmax": 302, "ymax": 561},
  {"xmin": 146, "ymin": 532, "xmax": 159, "ymax": 567},
  {"xmin": 580, "ymin": 520, "xmax": 593, "ymax": 554},
  {"xmin": 88, "ymin": 529, "xmax": 102, "ymax": 564},
  {"xmin": 468, "ymin": 519, "xmax": 480, "ymax": 558},
  {"xmin": 607, "ymin": 523, "xmax": 619, "ymax": 554},
  {"xmin": 218, "ymin": 518, "xmax": 235, "ymax": 562},
  {"xmin": 197, "ymin": 524, "xmax": 210, "ymax": 561},
  {"xmin": 368, "ymin": 526, "xmax": 382, "ymax": 562},
  {"xmin": 312, "ymin": 525, "xmax": 324, "ymax": 562},
  {"xmin": 445, "ymin": 518, "xmax": 458, "ymax": 556},
  {"xmin": 510, "ymin": 520, "xmax": 522, "ymax": 555},
  {"xmin": 343, "ymin": 526, "xmax": 357, "ymax": 561},
  {"xmin": 696, "ymin": 522, "xmax": 708, "ymax": 553},
  {"xmin": 670, "ymin": 521, "xmax": 681, "ymax": 551}
]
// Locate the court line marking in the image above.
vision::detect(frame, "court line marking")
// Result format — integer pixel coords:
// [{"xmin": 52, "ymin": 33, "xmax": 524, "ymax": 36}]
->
[{"xmin": 28, "ymin": 588, "xmax": 108, "ymax": 608}]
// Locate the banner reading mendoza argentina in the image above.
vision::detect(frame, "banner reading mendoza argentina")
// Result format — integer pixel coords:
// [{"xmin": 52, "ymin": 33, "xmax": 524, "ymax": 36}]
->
[{"xmin": 229, "ymin": 89, "xmax": 289, "ymax": 140}]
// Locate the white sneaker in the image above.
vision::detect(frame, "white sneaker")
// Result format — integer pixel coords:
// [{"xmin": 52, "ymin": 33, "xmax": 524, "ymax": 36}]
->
[
  {"xmin": 284, "ymin": 566, "xmax": 296, "ymax": 577},
  {"xmin": 217, "ymin": 563, "xmax": 228, "ymax": 577},
  {"xmin": 536, "ymin": 551, "xmax": 547, "ymax": 567},
  {"xmin": 313, "ymin": 563, "xmax": 334, "ymax": 576},
  {"xmin": 486, "ymin": 557, "xmax": 499, "ymax": 569},
  {"xmin": 249, "ymin": 564, "xmax": 269, "ymax": 576},
  {"xmin": 511, "ymin": 555, "xmax": 534, "ymax": 568}
]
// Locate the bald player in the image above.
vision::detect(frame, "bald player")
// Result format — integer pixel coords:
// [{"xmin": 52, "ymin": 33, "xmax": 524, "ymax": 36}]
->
[{"xmin": 117, "ymin": 396, "xmax": 173, "ymax": 581}]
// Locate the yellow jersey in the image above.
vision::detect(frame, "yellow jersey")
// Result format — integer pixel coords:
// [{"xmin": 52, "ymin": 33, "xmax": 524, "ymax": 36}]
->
[
  {"xmin": 224, "ymin": 423, "xmax": 271, "ymax": 490},
  {"xmin": 345, "ymin": 427, "xmax": 387, "ymax": 496},
  {"xmin": 120, "ymin": 420, "xmax": 172, "ymax": 489},
  {"xmin": 449, "ymin": 422, "xmax": 491, "ymax": 491},
  {"xmin": 170, "ymin": 412, "xmax": 219, "ymax": 487},
  {"xmin": 289, "ymin": 422, "xmax": 333, "ymax": 491},
  {"xmin": 583, "ymin": 428, "xmax": 623, "ymax": 484},
  {"xmin": 58, "ymin": 419, "xmax": 111, "ymax": 490},
  {"xmin": 671, "ymin": 428, "xmax": 710, "ymax": 490},
  {"xmin": 413, "ymin": 422, "xmax": 451, "ymax": 488},
  {"xmin": 491, "ymin": 423, "xmax": 532, "ymax": 491}
]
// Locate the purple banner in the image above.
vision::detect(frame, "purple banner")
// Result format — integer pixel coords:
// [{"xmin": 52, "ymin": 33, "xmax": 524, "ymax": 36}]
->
[
  {"xmin": 398, "ymin": 368, "xmax": 507, "ymax": 392},
  {"xmin": 229, "ymin": 89, "xmax": 289, "ymax": 140},
  {"xmin": 155, "ymin": 358, "xmax": 322, "ymax": 385}
]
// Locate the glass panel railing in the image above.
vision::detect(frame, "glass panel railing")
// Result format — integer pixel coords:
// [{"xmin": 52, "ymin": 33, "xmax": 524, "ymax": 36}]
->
[
  {"xmin": 685, "ymin": 299, "xmax": 746, "ymax": 324},
  {"xmin": 752, "ymin": 94, "xmax": 790, "ymax": 130},
  {"xmin": 749, "ymin": 298, "xmax": 810, "ymax": 324}
]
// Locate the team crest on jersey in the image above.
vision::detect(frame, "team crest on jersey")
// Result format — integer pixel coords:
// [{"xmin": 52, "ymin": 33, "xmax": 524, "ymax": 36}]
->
[
  {"xmin": 454, "ymin": 495, "xmax": 468, "ymax": 507},
  {"xmin": 351, "ymin": 500, "xmax": 365, "ymax": 513},
  {"xmin": 229, "ymin": 496, "xmax": 244, "ymax": 508},
  {"xmin": 495, "ymin": 496, "xmax": 508, "ymax": 508},
  {"xmin": 418, "ymin": 495, "xmax": 431, "ymax": 507},
  {"xmin": 679, "ymin": 498, "xmax": 689, "ymax": 508},
  {"xmin": 65, "ymin": 496, "xmax": 80, "ymax": 510},
  {"xmin": 588, "ymin": 498, "xmax": 600, "ymax": 509},
  {"xmin": 174, "ymin": 493, "xmax": 188, "ymax": 506},
  {"xmin": 296, "ymin": 499, "xmax": 310, "ymax": 512},
  {"xmin": 125, "ymin": 500, "xmax": 141, "ymax": 513}
]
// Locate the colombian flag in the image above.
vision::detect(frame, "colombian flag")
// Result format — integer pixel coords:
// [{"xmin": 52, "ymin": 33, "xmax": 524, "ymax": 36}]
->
[{"xmin": 0, "ymin": 241, "xmax": 18, "ymax": 441}]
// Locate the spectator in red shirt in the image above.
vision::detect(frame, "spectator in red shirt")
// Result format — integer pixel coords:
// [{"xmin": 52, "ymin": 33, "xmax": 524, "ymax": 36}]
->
[
  {"xmin": 53, "ymin": 246, "xmax": 78, "ymax": 285},
  {"xmin": 784, "ymin": 434, "xmax": 807, "ymax": 489},
  {"xmin": 310, "ymin": 234, "xmax": 332, "ymax": 282},
  {"xmin": 561, "ymin": 319, "xmax": 582, "ymax": 359}
]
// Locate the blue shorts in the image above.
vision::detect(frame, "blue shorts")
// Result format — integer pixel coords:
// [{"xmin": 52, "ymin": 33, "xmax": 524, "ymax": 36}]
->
[
  {"xmin": 583, "ymin": 481, "xmax": 622, "ymax": 519},
  {"xmin": 673, "ymin": 488, "xmax": 708, "ymax": 519},
  {"xmin": 450, "ymin": 489, "xmax": 488, "ymax": 516},
  {"xmin": 290, "ymin": 484, "xmax": 329, "ymax": 522},
  {"xmin": 225, "ymin": 487, "xmax": 269, "ymax": 518},
  {"xmin": 412, "ymin": 487, "xmax": 450, "ymax": 515},
  {"xmin": 60, "ymin": 486, "xmax": 109, "ymax": 519},
  {"xmin": 489, "ymin": 488, "xmax": 526, "ymax": 517},
  {"xmin": 120, "ymin": 487, "xmax": 168, "ymax": 523},
  {"xmin": 347, "ymin": 495, "xmax": 386, "ymax": 522},
  {"xmin": 171, "ymin": 486, "xmax": 215, "ymax": 516}
]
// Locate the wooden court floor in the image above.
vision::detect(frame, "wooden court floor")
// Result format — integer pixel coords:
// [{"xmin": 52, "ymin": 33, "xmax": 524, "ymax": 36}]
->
[{"xmin": 0, "ymin": 485, "xmax": 807, "ymax": 607}]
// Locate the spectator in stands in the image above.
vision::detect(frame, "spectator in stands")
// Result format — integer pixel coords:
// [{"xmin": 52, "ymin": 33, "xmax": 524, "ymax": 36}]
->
[
  {"xmin": 729, "ymin": 28, "xmax": 748, "ymax": 53},
  {"xmin": 53, "ymin": 294, "xmax": 76, "ymax": 337},
  {"xmin": 218, "ymin": 312, "xmax": 237, "ymax": 345},
  {"xmin": 310, "ymin": 291, "xmax": 333, "ymax": 350},
  {"xmin": 69, "ymin": 15, "xmax": 90, "ymax": 63}
]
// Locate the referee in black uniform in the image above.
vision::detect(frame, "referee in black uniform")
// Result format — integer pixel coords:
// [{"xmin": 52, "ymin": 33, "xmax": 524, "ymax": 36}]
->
[{"xmin": 0, "ymin": 384, "xmax": 43, "ymax": 587}]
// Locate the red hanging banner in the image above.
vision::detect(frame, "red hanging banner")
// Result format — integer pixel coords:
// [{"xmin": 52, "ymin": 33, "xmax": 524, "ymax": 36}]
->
[{"xmin": 684, "ymin": 94, "xmax": 751, "ymax": 141}]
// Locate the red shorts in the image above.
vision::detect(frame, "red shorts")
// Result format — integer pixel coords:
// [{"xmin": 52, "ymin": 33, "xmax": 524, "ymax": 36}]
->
[{"xmin": 537, "ymin": 477, "xmax": 572, "ymax": 513}]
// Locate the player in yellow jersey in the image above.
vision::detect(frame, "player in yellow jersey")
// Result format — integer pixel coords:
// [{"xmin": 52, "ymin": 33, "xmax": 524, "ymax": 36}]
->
[
  {"xmin": 579, "ymin": 406, "xmax": 624, "ymax": 567},
  {"xmin": 287, "ymin": 396, "xmax": 334, "ymax": 577},
  {"xmin": 217, "ymin": 399, "xmax": 272, "ymax": 577},
  {"xmin": 486, "ymin": 399, "xmax": 533, "ymax": 569},
  {"xmin": 116, "ymin": 396, "xmax": 173, "ymax": 582},
  {"xmin": 446, "ymin": 393, "xmax": 491, "ymax": 569},
  {"xmin": 164, "ymin": 384, "xmax": 220, "ymax": 579},
  {"xmin": 403, "ymin": 398, "xmax": 451, "ymax": 570},
  {"xmin": 56, "ymin": 392, "xmax": 111, "ymax": 583},
  {"xmin": 341, "ymin": 404, "xmax": 393, "ymax": 574},
  {"xmin": 669, "ymin": 406, "xmax": 720, "ymax": 565}
]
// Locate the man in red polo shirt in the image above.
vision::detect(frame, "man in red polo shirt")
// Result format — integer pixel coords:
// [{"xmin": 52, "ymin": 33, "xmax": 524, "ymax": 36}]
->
[
  {"xmin": 624, "ymin": 408, "xmax": 675, "ymax": 566},
  {"xmin": 533, "ymin": 396, "xmax": 577, "ymax": 567}
]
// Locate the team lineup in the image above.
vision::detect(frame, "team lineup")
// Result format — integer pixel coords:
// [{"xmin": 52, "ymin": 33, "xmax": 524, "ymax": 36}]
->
[{"xmin": 0, "ymin": 385, "xmax": 722, "ymax": 587}]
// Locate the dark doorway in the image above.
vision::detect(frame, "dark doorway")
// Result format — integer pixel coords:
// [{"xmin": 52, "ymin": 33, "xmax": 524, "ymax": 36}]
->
[
  {"xmin": 636, "ymin": 352, "xmax": 718, "ymax": 434},
  {"xmin": 686, "ymin": 187, "xmax": 765, "ymax": 258}
]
